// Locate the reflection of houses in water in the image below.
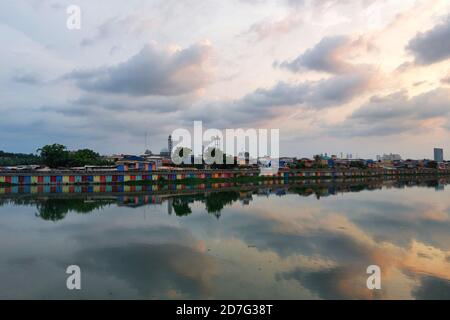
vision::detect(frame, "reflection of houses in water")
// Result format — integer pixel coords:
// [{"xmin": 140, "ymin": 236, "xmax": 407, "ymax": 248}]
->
[
  {"xmin": 257, "ymin": 188, "xmax": 273, "ymax": 197},
  {"xmin": 6, "ymin": 177, "xmax": 450, "ymax": 223},
  {"xmin": 167, "ymin": 197, "xmax": 173, "ymax": 214},
  {"xmin": 239, "ymin": 191, "xmax": 253, "ymax": 205},
  {"xmin": 116, "ymin": 195, "xmax": 163, "ymax": 208},
  {"xmin": 327, "ymin": 186, "xmax": 336, "ymax": 195},
  {"xmin": 432, "ymin": 178, "xmax": 445, "ymax": 191}
]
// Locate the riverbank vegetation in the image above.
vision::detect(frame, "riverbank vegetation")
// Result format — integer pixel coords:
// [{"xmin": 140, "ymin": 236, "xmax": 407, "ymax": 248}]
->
[{"xmin": 1, "ymin": 144, "xmax": 110, "ymax": 168}]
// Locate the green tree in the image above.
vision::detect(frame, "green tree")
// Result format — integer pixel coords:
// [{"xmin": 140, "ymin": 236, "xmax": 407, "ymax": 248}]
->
[
  {"xmin": 37, "ymin": 145, "xmax": 109, "ymax": 168},
  {"xmin": 313, "ymin": 155, "xmax": 326, "ymax": 168},
  {"xmin": 37, "ymin": 144, "xmax": 69, "ymax": 168},
  {"xmin": 70, "ymin": 149, "xmax": 107, "ymax": 166}
]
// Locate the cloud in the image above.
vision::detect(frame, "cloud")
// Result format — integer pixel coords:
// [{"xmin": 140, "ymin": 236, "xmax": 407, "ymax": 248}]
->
[
  {"xmin": 278, "ymin": 35, "xmax": 374, "ymax": 74},
  {"xmin": 286, "ymin": 0, "xmax": 380, "ymax": 10},
  {"xmin": 442, "ymin": 72, "xmax": 450, "ymax": 85},
  {"xmin": 56, "ymin": 93, "xmax": 189, "ymax": 115},
  {"xmin": 326, "ymin": 88, "xmax": 450, "ymax": 137},
  {"xmin": 407, "ymin": 17, "xmax": 450, "ymax": 65},
  {"xmin": 244, "ymin": 13, "xmax": 302, "ymax": 42},
  {"xmin": 412, "ymin": 275, "xmax": 450, "ymax": 300},
  {"xmin": 280, "ymin": 36, "xmax": 350, "ymax": 73},
  {"xmin": 78, "ymin": 243, "xmax": 217, "ymax": 298},
  {"xmin": 81, "ymin": 14, "xmax": 155, "ymax": 47},
  {"xmin": 183, "ymin": 71, "xmax": 376, "ymax": 129},
  {"xmin": 64, "ymin": 41, "xmax": 214, "ymax": 97},
  {"xmin": 356, "ymin": 88, "xmax": 450, "ymax": 120},
  {"xmin": 2, "ymin": 0, "xmax": 448, "ymax": 157},
  {"xmin": 11, "ymin": 71, "xmax": 41, "ymax": 85},
  {"xmin": 203, "ymin": 193, "xmax": 450, "ymax": 299},
  {"xmin": 243, "ymin": 72, "xmax": 374, "ymax": 109},
  {"xmin": 341, "ymin": 198, "xmax": 450, "ymax": 249},
  {"xmin": 278, "ymin": 266, "xmax": 376, "ymax": 299}
]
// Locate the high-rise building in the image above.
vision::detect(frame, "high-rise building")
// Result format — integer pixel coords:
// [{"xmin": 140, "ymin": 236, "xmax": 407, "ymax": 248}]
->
[{"xmin": 434, "ymin": 148, "xmax": 444, "ymax": 163}]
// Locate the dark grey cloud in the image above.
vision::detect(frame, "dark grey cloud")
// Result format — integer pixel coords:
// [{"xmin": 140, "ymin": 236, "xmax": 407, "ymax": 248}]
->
[
  {"xmin": 64, "ymin": 42, "xmax": 213, "ymax": 96},
  {"xmin": 244, "ymin": 73, "xmax": 372, "ymax": 109},
  {"xmin": 11, "ymin": 71, "xmax": 41, "ymax": 85},
  {"xmin": 45, "ymin": 93, "xmax": 188, "ymax": 116},
  {"xmin": 279, "ymin": 36, "xmax": 350, "ymax": 73},
  {"xmin": 278, "ymin": 34, "xmax": 375, "ymax": 76},
  {"xmin": 407, "ymin": 17, "xmax": 450, "ymax": 65},
  {"xmin": 350, "ymin": 90, "xmax": 410, "ymax": 121},
  {"xmin": 326, "ymin": 88, "xmax": 450, "ymax": 137},
  {"xmin": 7, "ymin": 99, "xmax": 178, "ymax": 154},
  {"xmin": 412, "ymin": 275, "xmax": 450, "ymax": 300},
  {"xmin": 352, "ymin": 88, "xmax": 450, "ymax": 121},
  {"xmin": 182, "ymin": 72, "xmax": 374, "ymax": 129}
]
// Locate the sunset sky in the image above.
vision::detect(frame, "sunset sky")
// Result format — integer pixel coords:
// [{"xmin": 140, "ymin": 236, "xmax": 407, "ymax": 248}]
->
[{"xmin": 1, "ymin": 0, "xmax": 450, "ymax": 158}]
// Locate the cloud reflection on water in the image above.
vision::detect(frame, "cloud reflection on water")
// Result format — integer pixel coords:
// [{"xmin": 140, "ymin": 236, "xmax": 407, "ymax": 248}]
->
[{"xmin": 0, "ymin": 181, "xmax": 449, "ymax": 299}]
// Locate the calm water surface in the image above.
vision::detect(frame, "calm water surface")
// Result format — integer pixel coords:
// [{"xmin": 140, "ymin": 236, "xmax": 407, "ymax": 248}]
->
[{"xmin": 0, "ymin": 180, "xmax": 449, "ymax": 299}]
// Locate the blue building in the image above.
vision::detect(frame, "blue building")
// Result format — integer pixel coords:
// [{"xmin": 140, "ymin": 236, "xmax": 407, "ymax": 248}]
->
[{"xmin": 434, "ymin": 148, "xmax": 444, "ymax": 163}]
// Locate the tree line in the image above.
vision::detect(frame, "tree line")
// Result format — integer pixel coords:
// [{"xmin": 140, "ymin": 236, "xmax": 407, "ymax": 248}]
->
[
  {"xmin": 0, "ymin": 150, "xmax": 41, "ymax": 166},
  {"xmin": 0, "ymin": 144, "xmax": 110, "ymax": 168}
]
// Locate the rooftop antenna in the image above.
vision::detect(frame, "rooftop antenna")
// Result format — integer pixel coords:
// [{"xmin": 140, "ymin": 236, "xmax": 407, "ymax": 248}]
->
[{"xmin": 144, "ymin": 131, "xmax": 148, "ymax": 151}]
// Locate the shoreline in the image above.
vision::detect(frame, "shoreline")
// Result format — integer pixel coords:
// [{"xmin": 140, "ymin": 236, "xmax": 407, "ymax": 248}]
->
[
  {"xmin": 0, "ymin": 168, "xmax": 448, "ymax": 187},
  {"xmin": 0, "ymin": 175, "xmax": 447, "ymax": 199}
]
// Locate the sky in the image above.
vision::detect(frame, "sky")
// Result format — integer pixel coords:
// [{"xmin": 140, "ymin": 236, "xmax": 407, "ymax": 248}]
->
[{"xmin": 1, "ymin": 0, "xmax": 450, "ymax": 159}]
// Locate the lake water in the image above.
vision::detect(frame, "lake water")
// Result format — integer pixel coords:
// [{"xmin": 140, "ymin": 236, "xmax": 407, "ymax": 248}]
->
[{"xmin": 0, "ymin": 179, "xmax": 449, "ymax": 299}]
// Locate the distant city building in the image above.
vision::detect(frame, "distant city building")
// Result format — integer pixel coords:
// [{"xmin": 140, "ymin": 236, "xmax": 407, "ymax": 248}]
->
[
  {"xmin": 434, "ymin": 148, "xmax": 444, "ymax": 163},
  {"xmin": 376, "ymin": 153, "xmax": 402, "ymax": 161},
  {"xmin": 159, "ymin": 147, "xmax": 170, "ymax": 157},
  {"xmin": 143, "ymin": 155, "xmax": 164, "ymax": 168}
]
